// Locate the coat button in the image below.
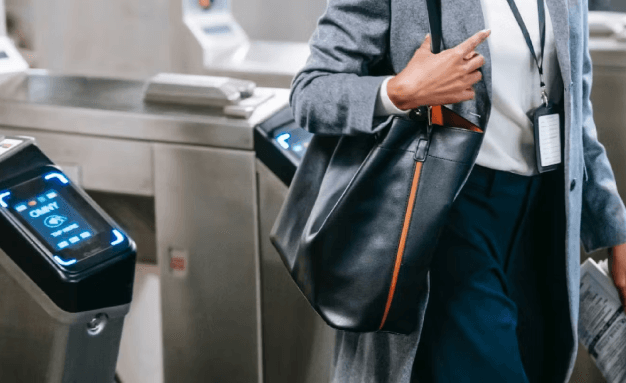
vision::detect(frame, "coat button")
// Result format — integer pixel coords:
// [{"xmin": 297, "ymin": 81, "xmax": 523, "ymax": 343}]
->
[{"xmin": 570, "ymin": 179, "xmax": 576, "ymax": 191}]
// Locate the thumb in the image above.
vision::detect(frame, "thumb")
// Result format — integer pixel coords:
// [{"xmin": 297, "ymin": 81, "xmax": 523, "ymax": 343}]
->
[
  {"xmin": 418, "ymin": 33, "xmax": 434, "ymax": 55},
  {"xmin": 421, "ymin": 33, "xmax": 431, "ymax": 47}
]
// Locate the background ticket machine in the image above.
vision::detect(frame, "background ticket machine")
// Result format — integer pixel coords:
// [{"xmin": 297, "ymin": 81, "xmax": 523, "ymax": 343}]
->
[{"xmin": 0, "ymin": 136, "xmax": 136, "ymax": 383}]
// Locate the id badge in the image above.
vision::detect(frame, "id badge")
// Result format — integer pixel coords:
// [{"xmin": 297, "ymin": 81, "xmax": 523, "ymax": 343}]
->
[{"xmin": 531, "ymin": 101, "xmax": 563, "ymax": 173}]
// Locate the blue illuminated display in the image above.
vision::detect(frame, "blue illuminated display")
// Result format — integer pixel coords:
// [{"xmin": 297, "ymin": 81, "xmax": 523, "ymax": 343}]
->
[
  {"xmin": 13, "ymin": 189, "xmax": 95, "ymax": 251},
  {"xmin": 111, "ymin": 230, "xmax": 124, "ymax": 246},
  {"xmin": 2, "ymin": 169, "xmax": 129, "ymax": 271},
  {"xmin": 0, "ymin": 191, "xmax": 10, "ymax": 208},
  {"xmin": 44, "ymin": 172, "xmax": 69, "ymax": 185},
  {"xmin": 276, "ymin": 133, "xmax": 291, "ymax": 149},
  {"xmin": 53, "ymin": 256, "xmax": 77, "ymax": 266}
]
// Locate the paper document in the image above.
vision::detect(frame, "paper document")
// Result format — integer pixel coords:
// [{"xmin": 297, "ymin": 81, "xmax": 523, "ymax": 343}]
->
[
  {"xmin": 579, "ymin": 258, "xmax": 626, "ymax": 383},
  {"xmin": 538, "ymin": 113, "xmax": 561, "ymax": 167}
]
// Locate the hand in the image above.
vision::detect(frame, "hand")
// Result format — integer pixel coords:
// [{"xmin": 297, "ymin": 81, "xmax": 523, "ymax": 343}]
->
[
  {"xmin": 387, "ymin": 29, "xmax": 491, "ymax": 110},
  {"xmin": 608, "ymin": 243, "xmax": 626, "ymax": 308}
]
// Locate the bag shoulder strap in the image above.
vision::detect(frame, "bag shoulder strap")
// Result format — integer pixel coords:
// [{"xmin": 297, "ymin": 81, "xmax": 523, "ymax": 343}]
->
[{"xmin": 425, "ymin": 0, "xmax": 443, "ymax": 54}]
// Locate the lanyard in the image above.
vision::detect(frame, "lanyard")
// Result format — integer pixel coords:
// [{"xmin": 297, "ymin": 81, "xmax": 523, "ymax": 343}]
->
[{"xmin": 505, "ymin": 0, "xmax": 548, "ymax": 106}]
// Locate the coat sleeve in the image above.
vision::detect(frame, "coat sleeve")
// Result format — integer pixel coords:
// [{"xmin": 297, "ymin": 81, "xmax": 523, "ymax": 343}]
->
[
  {"xmin": 289, "ymin": 0, "xmax": 395, "ymax": 135},
  {"xmin": 579, "ymin": 2, "xmax": 626, "ymax": 253}
]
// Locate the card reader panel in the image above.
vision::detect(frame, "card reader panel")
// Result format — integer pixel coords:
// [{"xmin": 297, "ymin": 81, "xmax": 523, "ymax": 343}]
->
[
  {"xmin": 0, "ymin": 165, "xmax": 131, "ymax": 273},
  {"xmin": 254, "ymin": 106, "xmax": 313, "ymax": 186},
  {"xmin": 0, "ymin": 140, "xmax": 136, "ymax": 312}
]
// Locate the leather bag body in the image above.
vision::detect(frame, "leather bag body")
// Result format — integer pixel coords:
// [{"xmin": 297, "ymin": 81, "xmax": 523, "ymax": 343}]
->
[{"xmin": 270, "ymin": 0, "xmax": 485, "ymax": 334}]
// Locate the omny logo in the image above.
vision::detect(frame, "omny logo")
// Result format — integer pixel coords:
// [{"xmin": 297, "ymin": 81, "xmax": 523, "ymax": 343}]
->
[
  {"xmin": 44, "ymin": 215, "xmax": 67, "ymax": 228},
  {"xmin": 29, "ymin": 201, "xmax": 59, "ymax": 218}
]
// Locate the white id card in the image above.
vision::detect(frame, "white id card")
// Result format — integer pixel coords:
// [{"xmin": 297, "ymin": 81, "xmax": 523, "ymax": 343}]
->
[
  {"xmin": 538, "ymin": 114, "xmax": 561, "ymax": 167},
  {"xmin": 532, "ymin": 102, "xmax": 563, "ymax": 172}
]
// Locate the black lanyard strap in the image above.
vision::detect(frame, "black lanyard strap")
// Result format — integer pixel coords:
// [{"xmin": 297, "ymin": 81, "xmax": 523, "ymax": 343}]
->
[{"xmin": 504, "ymin": 0, "xmax": 546, "ymax": 88}]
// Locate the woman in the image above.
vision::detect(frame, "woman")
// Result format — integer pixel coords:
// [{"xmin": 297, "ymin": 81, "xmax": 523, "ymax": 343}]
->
[{"xmin": 290, "ymin": 0, "xmax": 626, "ymax": 382}]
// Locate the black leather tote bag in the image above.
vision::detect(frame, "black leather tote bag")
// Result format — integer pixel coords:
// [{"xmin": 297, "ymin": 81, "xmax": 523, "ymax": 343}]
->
[{"xmin": 270, "ymin": 0, "xmax": 485, "ymax": 334}]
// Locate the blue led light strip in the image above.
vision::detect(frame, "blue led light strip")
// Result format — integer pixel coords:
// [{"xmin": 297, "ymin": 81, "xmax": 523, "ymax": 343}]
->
[
  {"xmin": 44, "ymin": 172, "xmax": 69, "ymax": 184},
  {"xmin": 111, "ymin": 229, "xmax": 124, "ymax": 246},
  {"xmin": 54, "ymin": 255, "xmax": 77, "ymax": 266},
  {"xmin": 0, "ymin": 191, "xmax": 10, "ymax": 208},
  {"xmin": 276, "ymin": 133, "xmax": 291, "ymax": 149}
]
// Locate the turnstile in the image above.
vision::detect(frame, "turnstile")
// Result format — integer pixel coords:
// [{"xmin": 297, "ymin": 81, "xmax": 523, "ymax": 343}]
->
[
  {"xmin": 0, "ymin": 136, "xmax": 136, "ymax": 383},
  {"xmin": 0, "ymin": 70, "xmax": 334, "ymax": 383}
]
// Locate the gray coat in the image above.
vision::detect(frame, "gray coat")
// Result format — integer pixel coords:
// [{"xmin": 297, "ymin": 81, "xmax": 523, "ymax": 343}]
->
[{"xmin": 289, "ymin": 0, "xmax": 626, "ymax": 382}]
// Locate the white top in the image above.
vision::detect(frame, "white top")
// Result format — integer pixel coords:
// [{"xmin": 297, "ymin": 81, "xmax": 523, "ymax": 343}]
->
[{"xmin": 375, "ymin": 0, "xmax": 561, "ymax": 176}]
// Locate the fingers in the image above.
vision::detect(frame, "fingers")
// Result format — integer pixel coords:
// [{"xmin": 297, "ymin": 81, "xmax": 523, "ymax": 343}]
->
[
  {"xmin": 412, "ymin": 34, "xmax": 432, "ymax": 58},
  {"xmin": 456, "ymin": 29, "xmax": 491, "ymax": 57},
  {"xmin": 613, "ymin": 272, "xmax": 626, "ymax": 309},
  {"xmin": 465, "ymin": 53, "xmax": 486, "ymax": 73},
  {"xmin": 609, "ymin": 248, "xmax": 626, "ymax": 308},
  {"xmin": 465, "ymin": 51, "xmax": 479, "ymax": 60},
  {"xmin": 616, "ymin": 280, "xmax": 626, "ymax": 309}
]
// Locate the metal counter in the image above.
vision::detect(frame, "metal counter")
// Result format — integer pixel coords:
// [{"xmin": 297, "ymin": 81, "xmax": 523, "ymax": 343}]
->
[{"xmin": 0, "ymin": 70, "xmax": 287, "ymax": 150}]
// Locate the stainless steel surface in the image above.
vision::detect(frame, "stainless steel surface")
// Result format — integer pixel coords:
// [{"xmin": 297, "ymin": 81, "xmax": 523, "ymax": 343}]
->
[
  {"xmin": 0, "ymin": 70, "xmax": 289, "ymax": 149},
  {"xmin": 0, "ymin": 127, "xmax": 154, "ymax": 196},
  {"xmin": 256, "ymin": 159, "xmax": 335, "ymax": 383},
  {"xmin": 0, "ymin": 248, "xmax": 129, "ymax": 383},
  {"xmin": 154, "ymin": 143, "xmax": 261, "ymax": 383}
]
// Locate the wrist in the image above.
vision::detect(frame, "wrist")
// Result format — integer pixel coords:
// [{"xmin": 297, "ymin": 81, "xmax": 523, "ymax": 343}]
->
[{"xmin": 387, "ymin": 76, "xmax": 413, "ymax": 111}]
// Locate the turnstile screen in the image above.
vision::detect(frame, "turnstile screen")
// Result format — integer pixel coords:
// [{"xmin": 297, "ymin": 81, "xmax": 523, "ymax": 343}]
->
[
  {"xmin": 0, "ymin": 171, "xmax": 125, "ymax": 268},
  {"xmin": 254, "ymin": 106, "xmax": 313, "ymax": 186}
]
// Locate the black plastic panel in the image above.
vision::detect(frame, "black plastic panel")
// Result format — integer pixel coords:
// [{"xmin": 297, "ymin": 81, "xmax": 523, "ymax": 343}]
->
[
  {"xmin": 254, "ymin": 106, "xmax": 313, "ymax": 186},
  {"xmin": 0, "ymin": 142, "xmax": 136, "ymax": 312}
]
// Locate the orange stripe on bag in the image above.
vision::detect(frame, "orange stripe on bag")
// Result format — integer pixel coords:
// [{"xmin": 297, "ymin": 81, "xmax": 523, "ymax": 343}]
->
[
  {"xmin": 379, "ymin": 161, "xmax": 423, "ymax": 330},
  {"xmin": 431, "ymin": 105, "xmax": 483, "ymax": 133}
]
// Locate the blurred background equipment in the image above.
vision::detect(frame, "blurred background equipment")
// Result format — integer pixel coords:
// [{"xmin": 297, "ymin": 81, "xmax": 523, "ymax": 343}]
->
[
  {"xmin": 168, "ymin": 0, "xmax": 313, "ymax": 87},
  {"xmin": 0, "ymin": 0, "xmax": 28, "ymax": 75},
  {"xmin": 4, "ymin": 0, "xmax": 326, "ymax": 87}
]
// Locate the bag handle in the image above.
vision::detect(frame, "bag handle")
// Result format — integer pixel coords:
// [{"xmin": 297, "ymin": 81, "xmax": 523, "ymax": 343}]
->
[
  {"xmin": 422, "ymin": 0, "xmax": 483, "ymax": 133},
  {"xmin": 407, "ymin": 0, "xmax": 441, "ymax": 124},
  {"xmin": 425, "ymin": 0, "xmax": 442, "ymax": 54}
]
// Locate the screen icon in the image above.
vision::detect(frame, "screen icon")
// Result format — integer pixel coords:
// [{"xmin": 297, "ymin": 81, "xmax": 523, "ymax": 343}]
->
[
  {"xmin": 80, "ymin": 231, "xmax": 91, "ymax": 239},
  {"xmin": 58, "ymin": 241, "xmax": 69, "ymax": 249},
  {"xmin": 69, "ymin": 236, "xmax": 80, "ymax": 244},
  {"xmin": 46, "ymin": 192, "xmax": 57, "ymax": 199},
  {"xmin": 44, "ymin": 215, "xmax": 67, "ymax": 229},
  {"xmin": 15, "ymin": 204, "xmax": 26, "ymax": 212},
  {"xmin": 37, "ymin": 196, "xmax": 47, "ymax": 203}
]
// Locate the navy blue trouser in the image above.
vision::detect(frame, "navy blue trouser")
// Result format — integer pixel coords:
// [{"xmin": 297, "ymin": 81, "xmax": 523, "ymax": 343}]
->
[{"xmin": 411, "ymin": 164, "xmax": 560, "ymax": 383}]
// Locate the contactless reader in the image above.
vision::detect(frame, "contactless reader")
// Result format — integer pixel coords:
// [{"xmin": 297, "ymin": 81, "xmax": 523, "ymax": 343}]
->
[{"xmin": 0, "ymin": 136, "xmax": 136, "ymax": 382}]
